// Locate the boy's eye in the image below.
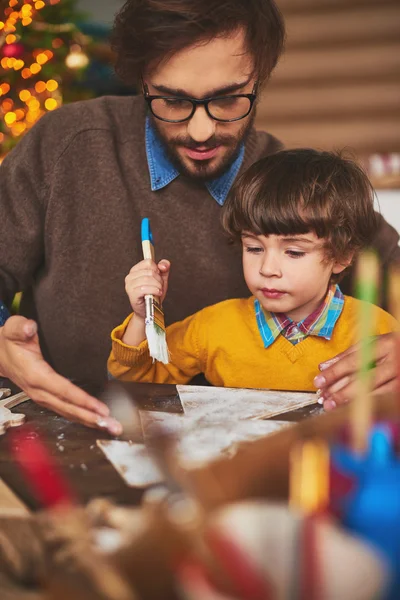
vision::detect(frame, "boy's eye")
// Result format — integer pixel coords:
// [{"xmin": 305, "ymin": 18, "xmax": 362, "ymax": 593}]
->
[
  {"xmin": 286, "ymin": 250, "xmax": 306, "ymax": 258},
  {"xmin": 245, "ymin": 246, "xmax": 263, "ymax": 254}
]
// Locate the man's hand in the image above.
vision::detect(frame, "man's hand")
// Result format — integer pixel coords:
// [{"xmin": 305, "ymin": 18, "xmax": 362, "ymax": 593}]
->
[
  {"xmin": 0, "ymin": 316, "xmax": 122, "ymax": 435},
  {"xmin": 314, "ymin": 333, "xmax": 399, "ymax": 411}
]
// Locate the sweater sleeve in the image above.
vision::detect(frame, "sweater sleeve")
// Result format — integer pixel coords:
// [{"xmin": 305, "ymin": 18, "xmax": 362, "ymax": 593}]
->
[
  {"xmin": 107, "ymin": 312, "xmax": 203, "ymax": 384},
  {"xmin": 0, "ymin": 133, "xmax": 47, "ymax": 308},
  {"xmin": 374, "ymin": 305, "xmax": 400, "ymax": 335}
]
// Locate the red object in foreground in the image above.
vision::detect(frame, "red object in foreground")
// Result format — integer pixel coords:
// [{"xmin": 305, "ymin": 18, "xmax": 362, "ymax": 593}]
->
[
  {"xmin": 300, "ymin": 514, "xmax": 321, "ymax": 600},
  {"xmin": 8, "ymin": 426, "xmax": 76, "ymax": 508},
  {"xmin": 205, "ymin": 526, "xmax": 275, "ymax": 600}
]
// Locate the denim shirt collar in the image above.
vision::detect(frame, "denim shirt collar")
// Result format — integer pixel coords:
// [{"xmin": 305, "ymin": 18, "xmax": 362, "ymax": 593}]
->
[{"xmin": 145, "ymin": 116, "xmax": 245, "ymax": 205}]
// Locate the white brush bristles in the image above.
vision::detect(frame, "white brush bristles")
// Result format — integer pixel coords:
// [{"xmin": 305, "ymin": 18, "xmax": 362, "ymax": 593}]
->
[{"xmin": 146, "ymin": 322, "xmax": 169, "ymax": 364}]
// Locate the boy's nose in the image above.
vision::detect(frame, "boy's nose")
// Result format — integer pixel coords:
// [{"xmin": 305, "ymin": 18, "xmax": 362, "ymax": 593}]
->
[
  {"xmin": 186, "ymin": 106, "xmax": 216, "ymax": 143},
  {"xmin": 259, "ymin": 254, "xmax": 282, "ymax": 278}
]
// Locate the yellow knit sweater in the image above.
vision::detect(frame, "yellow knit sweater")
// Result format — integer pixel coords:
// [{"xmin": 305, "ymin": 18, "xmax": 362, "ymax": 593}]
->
[{"xmin": 108, "ymin": 296, "xmax": 398, "ymax": 391}]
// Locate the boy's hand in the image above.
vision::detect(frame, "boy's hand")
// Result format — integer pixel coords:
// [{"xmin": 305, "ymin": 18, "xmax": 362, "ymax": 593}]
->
[
  {"xmin": 313, "ymin": 332, "xmax": 398, "ymax": 410},
  {"xmin": 125, "ymin": 259, "xmax": 170, "ymax": 320}
]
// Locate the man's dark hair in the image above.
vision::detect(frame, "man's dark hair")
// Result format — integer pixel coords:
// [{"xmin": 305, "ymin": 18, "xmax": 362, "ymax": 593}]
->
[
  {"xmin": 111, "ymin": 0, "xmax": 285, "ymax": 86},
  {"xmin": 222, "ymin": 148, "xmax": 378, "ymax": 273}
]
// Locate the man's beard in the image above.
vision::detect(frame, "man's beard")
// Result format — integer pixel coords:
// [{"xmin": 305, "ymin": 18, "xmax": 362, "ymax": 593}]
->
[{"xmin": 150, "ymin": 112, "xmax": 255, "ymax": 182}]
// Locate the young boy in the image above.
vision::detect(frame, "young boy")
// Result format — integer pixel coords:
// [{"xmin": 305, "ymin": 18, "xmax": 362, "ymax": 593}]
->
[{"xmin": 108, "ymin": 149, "xmax": 398, "ymax": 392}]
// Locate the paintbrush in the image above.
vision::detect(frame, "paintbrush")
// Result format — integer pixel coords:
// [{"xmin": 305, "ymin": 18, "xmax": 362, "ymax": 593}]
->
[
  {"xmin": 351, "ymin": 249, "xmax": 379, "ymax": 453},
  {"xmin": 141, "ymin": 218, "xmax": 169, "ymax": 364}
]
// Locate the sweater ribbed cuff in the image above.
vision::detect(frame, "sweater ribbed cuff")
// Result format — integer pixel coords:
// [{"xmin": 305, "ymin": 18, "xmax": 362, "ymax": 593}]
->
[{"xmin": 111, "ymin": 313, "xmax": 150, "ymax": 367}]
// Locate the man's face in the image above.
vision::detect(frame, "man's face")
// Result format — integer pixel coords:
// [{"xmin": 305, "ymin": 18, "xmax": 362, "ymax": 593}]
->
[{"xmin": 144, "ymin": 29, "xmax": 256, "ymax": 181}]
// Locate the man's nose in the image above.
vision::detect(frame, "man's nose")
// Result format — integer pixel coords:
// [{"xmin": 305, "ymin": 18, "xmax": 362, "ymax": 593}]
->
[
  {"xmin": 186, "ymin": 106, "xmax": 216, "ymax": 143},
  {"xmin": 259, "ymin": 253, "xmax": 282, "ymax": 278}
]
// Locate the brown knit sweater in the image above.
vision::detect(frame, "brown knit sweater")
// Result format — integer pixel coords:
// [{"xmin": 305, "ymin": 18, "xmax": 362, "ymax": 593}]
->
[{"xmin": 1, "ymin": 95, "xmax": 399, "ymax": 388}]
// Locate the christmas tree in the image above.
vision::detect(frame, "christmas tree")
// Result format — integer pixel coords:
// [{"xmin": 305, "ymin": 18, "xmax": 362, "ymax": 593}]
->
[{"xmin": 0, "ymin": 0, "xmax": 95, "ymax": 156}]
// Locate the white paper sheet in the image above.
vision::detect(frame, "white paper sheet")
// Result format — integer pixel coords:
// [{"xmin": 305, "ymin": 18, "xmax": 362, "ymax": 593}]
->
[
  {"xmin": 98, "ymin": 418, "xmax": 291, "ymax": 486},
  {"xmin": 97, "ymin": 440, "xmax": 163, "ymax": 488},
  {"xmin": 177, "ymin": 385, "xmax": 317, "ymax": 422}
]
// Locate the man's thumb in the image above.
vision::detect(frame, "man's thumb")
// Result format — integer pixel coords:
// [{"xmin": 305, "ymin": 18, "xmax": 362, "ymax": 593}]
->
[{"xmin": 3, "ymin": 316, "xmax": 38, "ymax": 342}]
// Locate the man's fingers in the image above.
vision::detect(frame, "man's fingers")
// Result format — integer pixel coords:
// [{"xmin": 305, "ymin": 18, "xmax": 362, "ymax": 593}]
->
[
  {"xmin": 33, "ymin": 390, "xmax": 122, "ymax": 435},
  {"xmin": 3, "ymin": 316, "xmax": 38, "ymax": 343},
  {"xmin": 319, "ymin": 343, "xmax": 359, "ymax": 370},
  {"xmin": 318, "ymin": 333, "xmax": 393, "ymax": 372},
  {"xmin": 321, "ymin": 360, "xmax": 397, "ymax": 406},
  {"xmin": 372, "ymin": 380, "xmax": 398, "ymax": 396},
  {"xmin": 314, "ymin": 352, "xmax": 359, "ymax": 390},
  {"xmin": 27, "ymin": 368, "xmax": 110, "ymax": 417}
]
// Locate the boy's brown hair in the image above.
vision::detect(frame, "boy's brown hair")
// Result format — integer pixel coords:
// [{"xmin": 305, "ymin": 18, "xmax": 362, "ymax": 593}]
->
[
  {"xmin": 222, "ymin": 148, "xmax": 378, "ymax": 270},
  {"xmin": 112, "ymin": 0, "xmax": 285, "ymax": 86}
]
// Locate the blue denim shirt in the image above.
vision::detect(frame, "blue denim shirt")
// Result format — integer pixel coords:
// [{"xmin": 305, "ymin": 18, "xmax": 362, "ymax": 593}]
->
[
  {"xmin": 0, "ymin": 302, "xmax": 9, "ymax": 326},
  {"xmin": 145, "ymin": 117, "xmax": 245, "ymax": 206}
]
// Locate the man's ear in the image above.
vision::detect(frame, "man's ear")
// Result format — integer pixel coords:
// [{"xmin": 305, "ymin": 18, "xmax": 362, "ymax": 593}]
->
[{"xmin": 332, "ymin": 252, "xmax": 354, "ymax": 275}]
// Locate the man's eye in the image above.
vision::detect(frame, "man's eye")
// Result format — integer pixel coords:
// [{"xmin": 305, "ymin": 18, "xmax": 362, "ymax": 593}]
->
[
  {"xmin": 286, "ymin": 250, "xmax": 306, "ymax": 258},
  {"xmin": 163, "ymin": 99, "xmax": 188, "ymax": 108},
  {"xmin": 245, "ymin": 246, "xmax": 263, "ymax": 254}
]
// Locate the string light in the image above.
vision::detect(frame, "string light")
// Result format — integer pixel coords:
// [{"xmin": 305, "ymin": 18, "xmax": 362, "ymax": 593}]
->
[
  {"xmin": 44, "ymin": 97, "xmax": 57, "ymax": 111},
  {"xmin": 46, "ymin": 79, "xmax": 58, "ymax": 92},
  {"xmin": 1, "ymin": 0, "xmax": 92, "ymax": 154},
  {"xmin": 19, "ymin": 89, "xmax": 31, "ymax": 102},
  {"xmin": 0, "ymin": 84, "xmax": 11, "ymax": 95},
  {"xmin": 35, "ymin": 81, "xmax": 46, "ymax": 93},
  {"xmin": 29, "ymin": 63, "xmax": 41, "ymax": 74},
  {"xmin": 4, "ymin": 112, "xmax": 17, "ymax": 126}
]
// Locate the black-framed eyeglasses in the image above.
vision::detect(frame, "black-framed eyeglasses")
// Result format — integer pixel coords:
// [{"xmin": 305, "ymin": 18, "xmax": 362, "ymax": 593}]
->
[{"xmin": 143, "ymin": 81, "xmax": 258, "ymax": 123}]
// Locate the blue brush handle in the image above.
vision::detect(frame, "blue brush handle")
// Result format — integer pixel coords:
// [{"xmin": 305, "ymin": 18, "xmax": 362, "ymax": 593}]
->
[{"xmin": 141, "ymin": 218, "xmax": 154, "ymax": 244}]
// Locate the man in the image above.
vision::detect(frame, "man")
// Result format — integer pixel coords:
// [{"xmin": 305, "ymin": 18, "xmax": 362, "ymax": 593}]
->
[{"xmin": 0, "ymin": 0, "xmax": 399, "ymax": 434}]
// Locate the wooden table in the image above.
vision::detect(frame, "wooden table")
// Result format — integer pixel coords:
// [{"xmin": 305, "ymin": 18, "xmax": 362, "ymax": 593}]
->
[{"xmin": 0, "ymin": 377, "xmax": 320, "ymax": 511}]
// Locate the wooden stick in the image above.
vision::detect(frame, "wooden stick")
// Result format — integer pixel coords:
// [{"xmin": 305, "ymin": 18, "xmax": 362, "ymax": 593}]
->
[{"xmin": 351, "ymin": 250, "xmax": 379, "ymax": 454}]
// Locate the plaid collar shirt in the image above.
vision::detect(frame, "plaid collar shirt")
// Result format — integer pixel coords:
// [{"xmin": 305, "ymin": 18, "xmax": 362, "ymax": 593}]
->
[{"xmin": 255, "ymin": 284, "xmax": 345, "ymax": 348}]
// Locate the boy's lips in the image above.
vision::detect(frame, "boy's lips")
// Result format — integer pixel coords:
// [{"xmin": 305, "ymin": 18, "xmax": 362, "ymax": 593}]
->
[
  {"xmin": 261, "ymin": 288, "xmax": 287, "ymax": 299},
  {"xmin": 184, "ymin": 146, "xmax": 221, "ymax": 161}
]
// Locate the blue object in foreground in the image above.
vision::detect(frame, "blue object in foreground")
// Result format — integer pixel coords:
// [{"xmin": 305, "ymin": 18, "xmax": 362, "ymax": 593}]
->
[
  {"xmin": 0, "ymin": 302, "xmax": 9, "ymax": 326},
  {"xmin": 331, "ymin": 424, "xmax": 400, "ymax": 600}
]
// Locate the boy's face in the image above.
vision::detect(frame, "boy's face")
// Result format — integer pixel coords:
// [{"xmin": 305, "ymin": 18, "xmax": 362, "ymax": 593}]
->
[
  {"xmin": 144, "ymin": 28, "xmax": 256, "ymax": 181},
  {"xmin": 242, "ymin": 232, "xmax": 348, "ymax": 322}
]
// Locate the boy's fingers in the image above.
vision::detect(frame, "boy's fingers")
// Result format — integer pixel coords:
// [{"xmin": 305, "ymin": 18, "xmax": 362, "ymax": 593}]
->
[
  {"xmin": 158, "ymin": 259, "xmax": 170, "ymax": 271},
  {"xmin": 126, "ymin": 275, "xmax": 163, "ymax": 291},
  {"xmin": 128, "ymin": 259, "xmax": 158, "ymax": 274},
  {"xmin": 158, "ymin": 260, "xmax": 171, "ymax": 293}
]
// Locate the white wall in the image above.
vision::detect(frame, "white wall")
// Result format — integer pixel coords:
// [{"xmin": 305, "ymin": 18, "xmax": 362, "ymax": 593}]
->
[{"xmin": 375, "ymin": 190, "xmax": 400, "ymax": 236}]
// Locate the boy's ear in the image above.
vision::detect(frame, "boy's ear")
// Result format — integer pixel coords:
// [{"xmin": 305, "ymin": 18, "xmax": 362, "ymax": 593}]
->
[{"xmin": 332, "ymin": 252, "xmax": 354, "ymax": 275}]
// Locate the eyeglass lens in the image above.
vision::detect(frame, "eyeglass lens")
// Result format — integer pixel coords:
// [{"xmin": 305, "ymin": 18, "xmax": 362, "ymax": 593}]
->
[{"xmin": 150, "ymin": 96, "xmax": 252, "ymax": 122}]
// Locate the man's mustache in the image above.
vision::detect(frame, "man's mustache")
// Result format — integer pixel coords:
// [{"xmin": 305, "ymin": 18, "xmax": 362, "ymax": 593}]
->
[{"xmin": 169, "ymin": 135, "xmax": 236, "ymax": 150}]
